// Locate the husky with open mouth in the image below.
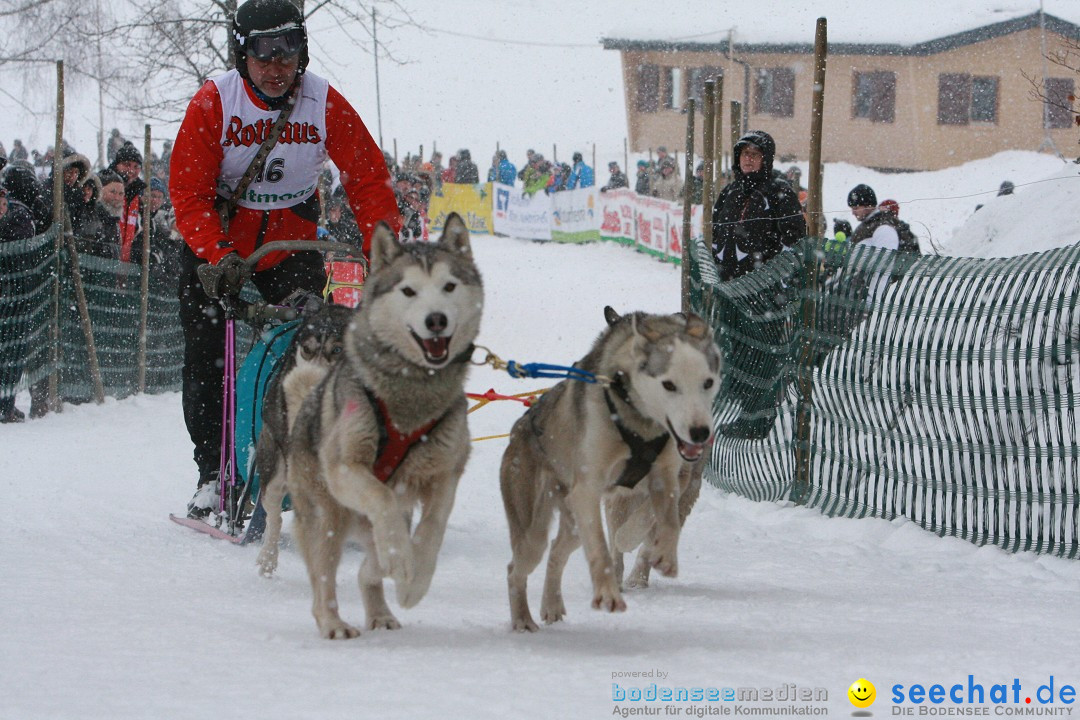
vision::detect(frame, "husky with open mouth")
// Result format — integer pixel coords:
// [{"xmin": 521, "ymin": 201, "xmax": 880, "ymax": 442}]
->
[
  {"xmin": 284, "ymin": 213, "xmax": 483, "ymax": 639},
  {"xmin": 500, "ymin": 307, "xmax": 721, "ymax": 631}
]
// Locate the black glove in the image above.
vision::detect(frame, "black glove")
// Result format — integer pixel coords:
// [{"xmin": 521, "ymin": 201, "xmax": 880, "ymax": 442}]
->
[{"xmin": 197, "ymin": 252, "xmax": 250, "ymax": 299}]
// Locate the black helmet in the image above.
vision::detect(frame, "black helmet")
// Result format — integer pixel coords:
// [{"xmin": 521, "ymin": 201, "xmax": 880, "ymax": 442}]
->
[
  {"xmin": 233, "ymin": 0, "xmax": 309, "ymax": 79},
  {"xmin": 847, "ymin": 183, "xmax": 877, "ymax": 208}
]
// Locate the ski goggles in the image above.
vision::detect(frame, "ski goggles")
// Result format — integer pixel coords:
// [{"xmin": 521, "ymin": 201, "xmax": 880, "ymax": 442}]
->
[{"xmin": 245, "ymin": 28, "xmax": 304, "ymax": 61}]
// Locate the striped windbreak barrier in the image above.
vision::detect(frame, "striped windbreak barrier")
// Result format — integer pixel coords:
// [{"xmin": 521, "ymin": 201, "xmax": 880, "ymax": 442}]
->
[
  {"xmin": 1, "ymin": 226, "xmax": 188, "ymax": 403},
  {"xmin": 689, "ymin": 236, "xmax": 1080, "ymax": 558}
]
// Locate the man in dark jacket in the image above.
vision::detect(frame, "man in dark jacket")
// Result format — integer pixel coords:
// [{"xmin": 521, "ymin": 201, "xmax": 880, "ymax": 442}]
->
[
  {"xmin": 454, "ymin": 149, "xmax": 480, "ymax": 184},
  {"xmin": 711, "ymin": 130, "xmax": 805, "ymax": 282},
  {"xmin": 710, "ymin": 130, "xmax": 806, "ymax": 440},
  {"xmin": 600, "ymin": 161, "xmax": 628, "ymax": 192}
]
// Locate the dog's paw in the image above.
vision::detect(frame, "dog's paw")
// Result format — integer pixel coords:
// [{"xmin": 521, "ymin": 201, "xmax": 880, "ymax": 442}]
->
[
  {"xmin": 366, "ymin": 613, "xmax": 402, "ymax": 631},
  {"xmin": 319, "ymin": 620, "xmax": 361, "ymax": 640},
  {"xmin": 512, "ymin": 615, "xmax": 540, "ymax": 633},
  {"xmin": 649, "ymin": 540, "xmax": 679, "ymax": 578},
  {"xmin": 591, "ymin": 585, "xmax": 627, "ymax": 613},
  {"xmin": 256, "ymin": 547, "xmax": 278, "ymax": 578},
  {"xmin": 540, "ymin": 596, "xmax": 567, "ymax": 624},
  {"xmin": 626, "ymin": 568, "xmax": 650, "ymax": 589}
]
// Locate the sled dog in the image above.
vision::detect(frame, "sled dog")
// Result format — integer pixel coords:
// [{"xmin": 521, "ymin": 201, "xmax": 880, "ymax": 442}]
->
[
  {"xmin": 286, "ymin": 214, "xmax": 483, "ymax": 639},
  {"xmin": 255, "ymin": 300, "xmax": 353, "ymax": 577},
  {"xmin": 501, "ymin": 307, "xmax": 721, "ymax": 631}
]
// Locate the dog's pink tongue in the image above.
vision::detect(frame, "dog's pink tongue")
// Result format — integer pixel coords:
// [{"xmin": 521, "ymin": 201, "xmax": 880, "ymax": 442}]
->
[
  {"xmin": 679, "ymin": 439, "xmax": 704, "ymax": 461},
  {"xmin": 423, "ymin": 336, "xmax": 449, "ymax": 360}
]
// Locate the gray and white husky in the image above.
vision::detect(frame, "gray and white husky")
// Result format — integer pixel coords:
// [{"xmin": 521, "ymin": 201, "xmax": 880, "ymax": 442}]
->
[
  {"xmin": 285, "ymin": 213, "xmax": 483, "ymax": 639},
  {"xmin": 255, "ymin": 300, "xmax": 353, "ymax": 578},
  {"xmin": 500, "ymin": 307, "xmax": 721, "ymax": 632}
]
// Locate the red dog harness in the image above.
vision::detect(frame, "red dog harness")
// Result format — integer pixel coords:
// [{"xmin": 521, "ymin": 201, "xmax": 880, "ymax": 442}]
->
[{"xmin": 343, "ymin": 391, "xmax": 442, "ymax": 484}]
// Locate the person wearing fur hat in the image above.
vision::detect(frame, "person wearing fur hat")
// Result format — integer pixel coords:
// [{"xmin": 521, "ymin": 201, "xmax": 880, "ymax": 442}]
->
[
  {"xmin": 711, "ymin": 130, "xmax": 806, "ymax": 440},
  {"xmin": 42, "ymin": 152, "xmax": 92, "ymax": 229}
]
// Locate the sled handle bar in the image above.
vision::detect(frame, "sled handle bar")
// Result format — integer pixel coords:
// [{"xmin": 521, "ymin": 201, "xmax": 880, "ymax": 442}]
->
[{"xmin": 244, "ymin": 240, "xmax": 365, "ymax": 269}]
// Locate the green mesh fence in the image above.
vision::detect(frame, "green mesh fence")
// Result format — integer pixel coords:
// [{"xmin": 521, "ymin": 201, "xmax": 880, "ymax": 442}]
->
[
  {"xmin": 1, "ymin": 226, "xmax": 186, "ymax": 404},
  {"xmin": 689, "ymin": 236, "xmax": 1080, "ymax": 558}
]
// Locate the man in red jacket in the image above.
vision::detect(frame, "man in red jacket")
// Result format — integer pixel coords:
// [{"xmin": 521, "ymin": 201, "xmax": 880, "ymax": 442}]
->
[{"xmin": 170, "ymin": 0, "xmax": 401, "ymax": 518}]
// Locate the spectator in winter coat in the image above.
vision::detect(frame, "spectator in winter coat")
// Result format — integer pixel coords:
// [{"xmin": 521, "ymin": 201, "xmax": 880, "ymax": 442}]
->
[
  {"xmin": 522, "ymin": 160, "xmax": 552, "ymax": 197},
  {"xmin": 41, "ymin": 152, "xmax": 91, "ymax": 228},
  {"xmin": 0, "ymin": 187, "xmax": 38, "ymax": 423},
  {"xmin": 487, "ymin": 150, "xmax": 517, "ymax": 186},
  {"xmin": 847, "ymin": 184, "xmax": 920, "ymax": 281},
  {"xmin": 442, "ymin": 156, "xmax": 458, "ymax": 185},
  {"xmin": 682, "ymin": 162, "xmax": 705, "ymax": 204},
  {"xmin": 712, "ymin": 130, "xmax": 804, "ymax": 281},
  {"xmin": 547, "ymin": 163, "xmax": 571, "ymax": 193},
  {"xmin": 517, "ymin": 149, "xmax": 537, "ymax": 182},
  {"xmin": 1, "ymin": 162, "xmax": 51, "ymax": 233},
  {"xmin": 566, "ymin": 152, "xmax": 594, "ymax": 189},
  {"xmin": 73, "ymin": 173, "xmax": 122, "ymax": 260},
  {"xmin": 106, "ymin": 129, "xmax": 127, "ymax": 166},
  {"xmin": 454, "ymin": 149, "xmax": 480, "ymax": 184},
  {"xmin": 711, "ymin": 130, "xmax": 806, "ymax": 441},
  {"xmin": 108, "ymin": 142, "xmax": 146, "ymax": 264},
  {"xmin": 634, "ymin": 160, "xmax": 651, "ymax": 196},
  {"xmin": 650, "ymin": 157, "xmax": 683, "ymax": 201},
  {"xmin": 9, "ymin": 140, "xmax": 28, "ymax": 164},
  {"xmin": 600, "ymin": 162, "xmax": 628, "ymax": 193}
]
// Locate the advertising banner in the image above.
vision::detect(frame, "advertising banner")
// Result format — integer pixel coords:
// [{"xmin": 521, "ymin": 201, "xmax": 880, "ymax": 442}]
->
[
  {"xmin": 598, "ymin": 188, "xmax": 637, "ymax": 246},
  {"xmin": 428, "ymin": 182, "xmax": 495, "ymax": 235},
  {"xmin": 492, "ymin": 183, "xmax": 551, "ymax": 241},
  {"xmin": 549, "ymin": 187, "xmax": 600, "ymax": 244}
]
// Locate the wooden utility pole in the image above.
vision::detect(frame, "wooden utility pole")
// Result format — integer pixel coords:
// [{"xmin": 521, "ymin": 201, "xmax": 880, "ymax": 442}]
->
[{"xmin": 681, "ymin": 99, "xmax": 695, "ymax": 314}]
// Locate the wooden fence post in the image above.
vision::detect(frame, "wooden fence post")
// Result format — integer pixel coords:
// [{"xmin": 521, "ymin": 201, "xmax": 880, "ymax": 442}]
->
[
  {"xmin": 681, "ymin": 99, "xmax": 695, "ymax": 315},
  {"xmin": 792, "ymin": 17, "xmax": 829, "ymax": 505}
]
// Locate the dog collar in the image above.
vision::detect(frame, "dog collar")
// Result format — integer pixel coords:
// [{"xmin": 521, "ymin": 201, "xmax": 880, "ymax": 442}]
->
[{"xmin": 603, "ymin": 386, "xmax": 669, "ymax": 490}]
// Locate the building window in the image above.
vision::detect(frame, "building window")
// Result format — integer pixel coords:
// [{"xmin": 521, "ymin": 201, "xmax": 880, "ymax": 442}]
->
[
  {"xmin": 662, "ymin": 67, "xmax": 684, "ymax": 110},
  {"xmin": 852, "ymin": 71, "xmax": 895, "ymax": 123},
  {"xmin": 636, "ymin": 64, "xmax": 661, "ymax": 113},
  {"xmin": 688, "ymin": 66, "xmax": 724, "ymax": 113},
  {"xmin": 754, "ymin": 67, "xmax": 795, "ymax": 117},
  {"xmin": 971, "ymin": 76, "xmax": 998, "ymax": 122},
  {"xmin": 1044, "ymin": 77, "xmax": 1075, "ymax": 129},
  {"xmin": 938, "ymin": 73, "xmax": 998, "ymax": 124}
]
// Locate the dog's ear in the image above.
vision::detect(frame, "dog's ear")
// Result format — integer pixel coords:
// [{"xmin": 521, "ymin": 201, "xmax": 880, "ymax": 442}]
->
[
  {"xmin": 684, "ymin": 312, "xmax": 710, "ymax": 340},
  {"xmin": 369, "ymin": 221, "xmax": 403, "ymax": 272},
  {"xmin": 632, "ymin": 313, "xmax": 664, "ymax": 343},
  {"xmin": 439, "ymin": 212, "xmax": 472, "ymax": 258},
  {"xmin": 302, "ymin": 295, "xmax": 323, "ymax": 316},
  {"xmin": 603, "ymin": 306, "xmax": 621, "ymax": 327}
]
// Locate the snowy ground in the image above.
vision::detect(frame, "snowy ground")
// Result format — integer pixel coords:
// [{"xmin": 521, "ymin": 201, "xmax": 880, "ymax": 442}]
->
[{"xmin": 3, "ymin": 155, "xmax": 1080, "ymax": 719}]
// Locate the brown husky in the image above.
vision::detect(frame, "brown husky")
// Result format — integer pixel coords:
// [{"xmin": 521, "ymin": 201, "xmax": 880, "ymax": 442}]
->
[{"xmin": 500, "ymin": 307, "xmax": 721, "ymax": 631}]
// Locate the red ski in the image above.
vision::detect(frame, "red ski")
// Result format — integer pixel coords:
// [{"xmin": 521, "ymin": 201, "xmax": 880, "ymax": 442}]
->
[{"xmin": 169, "ymin": 514, "xmax": 244, "ymax": 544}]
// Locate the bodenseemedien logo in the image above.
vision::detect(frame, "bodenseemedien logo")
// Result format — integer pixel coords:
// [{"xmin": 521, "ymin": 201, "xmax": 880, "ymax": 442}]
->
[{"xmin": 849, "ymin": 678, "xmax": 877, "ymax": 709}]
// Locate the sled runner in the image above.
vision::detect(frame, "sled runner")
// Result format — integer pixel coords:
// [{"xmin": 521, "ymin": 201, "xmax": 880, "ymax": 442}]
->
[{"xmin": 171, "ymin": 240, "xmax": 367, "ymax": 544}]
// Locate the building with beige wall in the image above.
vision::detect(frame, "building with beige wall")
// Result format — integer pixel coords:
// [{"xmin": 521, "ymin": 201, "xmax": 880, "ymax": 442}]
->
[{"xmin": 603, "ymin": 13, "xmax": 1080, "ymax": 171}]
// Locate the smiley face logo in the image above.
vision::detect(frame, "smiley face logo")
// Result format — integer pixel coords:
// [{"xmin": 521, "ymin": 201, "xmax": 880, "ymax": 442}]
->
[{"xmin": 848, "ymin": 678, "xmax": 876, "ymax": 708}]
